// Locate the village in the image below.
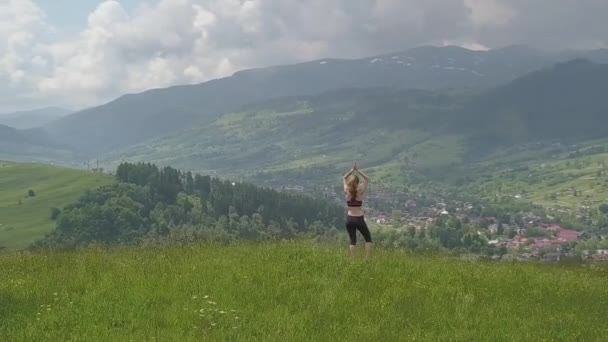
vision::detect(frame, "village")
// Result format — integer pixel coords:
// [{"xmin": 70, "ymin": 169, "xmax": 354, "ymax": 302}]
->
[
  {"xmin": 277, "ymin": 181, "xmax": 608, "ymax": 263},
  {"xmin": 370, "ymin": 203, "xmax": 608, "ymax": 263}
]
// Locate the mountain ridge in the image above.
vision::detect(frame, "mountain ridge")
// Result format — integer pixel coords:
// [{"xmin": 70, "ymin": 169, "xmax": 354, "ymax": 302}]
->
[
  {"xmin": 43, "ymin": 45, "xmax": 608, "ymax": 155},
  {"xmin": 103, "ymin": 59, "xmax": 608, "ymax": 183},
  {"xmin": 0, "ymin": 107, "xmax": 72, "ymax": 129}
]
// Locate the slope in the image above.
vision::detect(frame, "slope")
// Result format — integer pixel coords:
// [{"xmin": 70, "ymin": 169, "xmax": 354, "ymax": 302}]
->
[
  {"xmin": 103, "ymin": 87, "xmax": 467, "ymax": 183},
  {"xmin": 0, "ymin": 125, "xmax": 77, "ymax": 163},
  {"xmin": 458, "ymin": 59, "xmax": 608, "ymax": 156},
  {"xmin": 43, "ymin": 45, "xmax": 608, "ymax": 154},
  {"xmin": 1, "ymin": 242, "xmax": 607, "ymax": 340},
  {"xmin": 0, "ymin": 162, "xmax": 113, "ymax": 250},
  {"xmin": 449, "ymin": 141, "xmax": 608, "ymax": 210},
  {"xmin": 0, "ymin": 107, "xmax": 72, "ymax": 129},
  {"xmin": 105, "ymin": 59, "xmax": 608, "ymax": 186}
]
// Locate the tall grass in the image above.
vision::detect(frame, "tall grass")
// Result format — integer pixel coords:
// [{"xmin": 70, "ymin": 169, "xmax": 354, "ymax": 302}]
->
[{"xmin": 1, "ymin": 241, "xmax": 607, "ymax": 341}]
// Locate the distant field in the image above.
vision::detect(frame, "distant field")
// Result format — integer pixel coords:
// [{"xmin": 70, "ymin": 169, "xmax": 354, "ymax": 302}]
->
[
  {"xmin": 0, "ymin": 162, "xmax": 113, "ymax": 250},
  {"xmin": 1, "ymin": 242, "xmax": 607, "ymax": 341},
  {"xmin": 467, "ymin": 152, "xmax": 608, "ymax": 209}
]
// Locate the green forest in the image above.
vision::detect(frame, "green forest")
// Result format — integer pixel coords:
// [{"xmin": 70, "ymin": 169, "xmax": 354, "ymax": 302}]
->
[{"xmin": 33, "ymin": 163, "xmax": 344, "ymax": 249}]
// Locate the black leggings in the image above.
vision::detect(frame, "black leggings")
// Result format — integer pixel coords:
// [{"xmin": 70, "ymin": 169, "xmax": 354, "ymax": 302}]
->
[{"xmin": 346, "ymin": 215, "xmax": 372, "ymax": 245}]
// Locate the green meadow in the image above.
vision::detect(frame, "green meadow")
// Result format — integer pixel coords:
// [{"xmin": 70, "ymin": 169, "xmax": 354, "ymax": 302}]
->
[
  {"xmin": 0, "ymin": 162, "xmax": 112, "ymax": 250},
  {"xmin": 1, "ymin": 242, "xmax": 606, "ymax": 341}
]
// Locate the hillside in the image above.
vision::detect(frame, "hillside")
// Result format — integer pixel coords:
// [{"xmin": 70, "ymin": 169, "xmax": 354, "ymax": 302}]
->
[
  {"xmin": 0, "ymin": 162, "xmax": 112, "ymax": 250},
  {"xmin": 0, "ymin": 125, "xmax": 76, "ymax": 163},
  {"xmin": 453, "ymin": 142, "xmax": 608, "ymax": 210},
  {"xmin": 0, "ymin": 107, "xmax": 72, "ymax": 129},
  {"xmin": 105, "ymin": 60, "xmax": 608, "ymax": 184},
  {"xmin": 103, "ymin": 87, "xmax": 465, "ymax": 182},
  {"xmin": 42, "ymin": 45, "xmax": 608, "ymax": 154},
  {"xmin": 459, "ymin": 59, "xmax": 608, "ymax": 155},
  {"xmin": 1, "ymin": 242, "xmax": 607, "ymax": 341},
  {"xmin": 34, "ymin": 162, "xmax": 344, "ymax": 250}
]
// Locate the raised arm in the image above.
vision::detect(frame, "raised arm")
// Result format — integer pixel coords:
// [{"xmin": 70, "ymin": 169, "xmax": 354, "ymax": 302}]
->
[
  {"xmin": 357, "ymin": 169, "xmax": 370, "ymax": 195},
  {"xmin": 343, "ymin": 167, "xmax": 355, "ymax": 191}
]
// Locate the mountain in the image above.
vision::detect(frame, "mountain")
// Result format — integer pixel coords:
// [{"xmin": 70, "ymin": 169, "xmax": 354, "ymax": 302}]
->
[
  {"xmin": 459, "ymin": 59, "xmax": 608, "ymax": 155},
  {"xmin": 101, "ymin": 87, "xmax": 461, "ymax": 181},
  {"xmin": 0, "ymin": 124, "xmax": 77, "ymax": 163},
  {"xmin": 0, "ymin": 107, "xmax": 72, "ymax": 129},
  {"xmin": 104, "ymin": 59, "xmax": 608, "ymax": 184},
  {"xmin": 43, "ymin": 45, "xmax": 608, "ymax": 155}
]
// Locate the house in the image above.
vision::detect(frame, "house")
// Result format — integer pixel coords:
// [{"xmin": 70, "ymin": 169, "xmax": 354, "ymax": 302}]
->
[
  {"xmin": 556, "ymin": 228, "xmax": 579, "ymax": 242},
  {"xmin": 488, "ymin": 224, "xmax": 499, "ymax": 234},
  {"xmin": 375, "ymin": 214, "xmax": 387, "ymax": 224},
  {"xmin": 533, "ymin": 239, "xmax": 555, "ymax": 249}
]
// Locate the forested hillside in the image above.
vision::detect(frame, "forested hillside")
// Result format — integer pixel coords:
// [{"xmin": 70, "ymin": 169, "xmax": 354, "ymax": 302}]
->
[{"xmin": 33, "ymin": 163, "xmax": 344, "ymax": 249}]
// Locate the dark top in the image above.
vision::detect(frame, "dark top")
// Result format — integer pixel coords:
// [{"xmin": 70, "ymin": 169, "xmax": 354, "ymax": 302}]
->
[{"xmin": 347, "ymin": 198, "xmax": 363, "ymax": 207}]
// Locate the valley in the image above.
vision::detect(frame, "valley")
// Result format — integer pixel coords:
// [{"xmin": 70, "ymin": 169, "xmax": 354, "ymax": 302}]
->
[
  {"xmin": 2, "ymin": 46, "xmax": 608, "ymax": 258},
  {"xmin": 3, "ymin": 4, "xmax": 608, "ymax": 341}
]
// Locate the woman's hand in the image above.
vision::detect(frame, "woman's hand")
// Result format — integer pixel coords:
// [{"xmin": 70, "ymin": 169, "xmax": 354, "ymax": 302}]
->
[{"xmin": 353, "ymin": 160, "xmax": 359, "ymax": 171}]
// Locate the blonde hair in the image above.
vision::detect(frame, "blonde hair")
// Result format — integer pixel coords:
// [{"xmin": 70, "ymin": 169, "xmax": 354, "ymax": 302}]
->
[{"xmin": 346, "ymin": 174, "xmax": 359, "ymax": 200}]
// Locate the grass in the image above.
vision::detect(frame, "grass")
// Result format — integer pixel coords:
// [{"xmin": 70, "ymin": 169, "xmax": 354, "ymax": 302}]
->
[
  {"xmin": 0, "ymin": 162, "xmax": 113, "ymax": 250},
  {"xmin": 467, "ymin": 152, "xmax": 608, "ymax": 209},
  {"xmin": 1, "ymin": 241, "xmax": 607, "ymax": 341}
]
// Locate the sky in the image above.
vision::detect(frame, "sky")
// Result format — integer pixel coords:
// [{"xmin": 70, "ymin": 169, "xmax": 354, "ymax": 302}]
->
[{"xmin": 1, "ymin": 0, "xmax": 607, "ymax": 112}]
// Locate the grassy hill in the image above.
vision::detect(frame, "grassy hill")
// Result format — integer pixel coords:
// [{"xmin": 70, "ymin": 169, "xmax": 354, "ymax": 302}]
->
[
  {"xmin": 460, "ymin": 145, "xmax": 608, "ymax": 210},
  {"xmin": 1, "ymin": 242, "xmax": 607, "ymax": 341},
  {"xmin": 0, "ymin": 162, "xmax": 113, "ymax": 250}
]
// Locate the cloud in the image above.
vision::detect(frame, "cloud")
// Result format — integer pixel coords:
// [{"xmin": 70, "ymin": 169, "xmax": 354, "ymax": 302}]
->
[
  {"xmin": 1, "ymin": 0, "xmax": 608, "ymax": 111},
  {"xmin": 466, "ymin": 0, "xmax": 608, "ymax": 50},
  {"xmin": 0, "ymin": 0, "xmax": 54, "ymax": 110}
]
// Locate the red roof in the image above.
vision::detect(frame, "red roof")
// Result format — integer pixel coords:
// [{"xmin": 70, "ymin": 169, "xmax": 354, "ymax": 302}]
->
[{"xmin": 557, "ymin": 229, "xmax": 578, "ymax": 242}]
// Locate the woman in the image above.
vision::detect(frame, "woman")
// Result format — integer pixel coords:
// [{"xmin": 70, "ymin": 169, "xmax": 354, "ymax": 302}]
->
[{"xmin": 343, "ymin": 161, "xmax": 373, "ymax": 261}]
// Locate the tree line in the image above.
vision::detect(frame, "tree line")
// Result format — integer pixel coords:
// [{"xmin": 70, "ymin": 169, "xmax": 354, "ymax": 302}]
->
[{"xmin": 32, "ymin": 162, "xmax": 345, "ymax": 249}]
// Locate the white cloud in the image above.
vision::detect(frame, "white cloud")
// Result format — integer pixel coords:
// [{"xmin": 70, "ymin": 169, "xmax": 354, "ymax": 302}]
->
[
  {"xmin": 464, "ymin": 0, "xmax": 515, "ymax": 27},
  {"xmin": 1, "ymin": 0, "xmax": 607, "ymax": 112}
]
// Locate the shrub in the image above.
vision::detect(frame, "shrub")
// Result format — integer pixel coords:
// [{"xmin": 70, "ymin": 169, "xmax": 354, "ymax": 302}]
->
[{"xmin": 50, "ymin": 207, "xmax": 61, "ymax": 220}]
